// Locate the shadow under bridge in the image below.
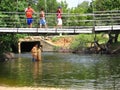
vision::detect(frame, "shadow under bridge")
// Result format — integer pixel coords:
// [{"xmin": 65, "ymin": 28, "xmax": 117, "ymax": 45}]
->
[{"xmin": 18, "ymin": 36, "xmax": 56, "ymax": 53}]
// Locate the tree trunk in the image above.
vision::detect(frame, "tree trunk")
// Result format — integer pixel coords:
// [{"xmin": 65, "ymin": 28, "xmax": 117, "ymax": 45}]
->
[
  {"xmin": 114, "ymin": 33, "xmax": 119, "ymax": 43},
  {"xmin": 108, "ymin": 32, "xmax": 119, "ymax": 44}
]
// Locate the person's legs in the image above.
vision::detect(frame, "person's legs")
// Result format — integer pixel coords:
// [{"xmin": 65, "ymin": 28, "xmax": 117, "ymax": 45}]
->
[
  {"xmin": 40, "ymin": 24, "xmax": 42, "ymax": 28},
  {"xmin": 40, "ymin": 19, "xmax": 47, "ymax": 28},
  {"xmin": 57, "ymin": 18, "xmax": 62, "ymax": 29},
  {"xmin": 59, "ymin": 18, "xmax": 62, "ymax": 29},
  {"xmin": 27, "ymin": 18, "xmax": 33, "ymax": 28},
  {"xmin": 32, "ymin": 57, "xmax": 36, "ymax": 62},
  {"xmin": 40, "ymin": 19, "xmax": 42, "ymax": 28},
  {"xmin": 29, "ymin": 23, "xmax": 32, "ymax": 28}
]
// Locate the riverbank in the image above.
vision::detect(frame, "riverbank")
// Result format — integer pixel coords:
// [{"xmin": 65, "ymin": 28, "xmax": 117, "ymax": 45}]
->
[{"xmin": 46, "ymin": 35, "xmax": 120, "ymax": 54}]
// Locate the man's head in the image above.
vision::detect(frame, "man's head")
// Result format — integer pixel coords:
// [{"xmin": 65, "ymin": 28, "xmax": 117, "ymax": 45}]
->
[
  {"xmin": 41, "ymin": 8, "xmax": 44, "ymax": 11},
  {"xmin": 28, "ymin": 4, "xmax": 31, "ymax": 8}
]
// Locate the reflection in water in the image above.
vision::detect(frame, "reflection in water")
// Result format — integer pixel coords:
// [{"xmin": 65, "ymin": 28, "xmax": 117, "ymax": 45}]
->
[
  {"xmin": 0, "ymin": 52, "xmax": 120, "ymax": 90},
  {"xmin": 33, "ymin": 61, "xmax": 42, "ymax": 85}
]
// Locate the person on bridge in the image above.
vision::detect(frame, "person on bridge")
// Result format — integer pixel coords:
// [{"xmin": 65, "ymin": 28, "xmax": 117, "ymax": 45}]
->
[
  {"xmin": 56, "ymin": 6, "xmax": 62, "ymax": 29},
  {"xmin": 25, "ymin": 4, "xmax": 35, "ymax": 28},
  {"xmin": 31, "ymin": 43, "xmax": 42, "ymax": 61},
  {"xmin": 39, "ymin": 8, "xmax": 47, "ymax": 28}
]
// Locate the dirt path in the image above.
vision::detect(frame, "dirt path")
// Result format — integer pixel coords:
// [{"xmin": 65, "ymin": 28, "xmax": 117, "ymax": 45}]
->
[{"xmin": 46, "ymin": 36, "xmax": 74, "ymax": 48}]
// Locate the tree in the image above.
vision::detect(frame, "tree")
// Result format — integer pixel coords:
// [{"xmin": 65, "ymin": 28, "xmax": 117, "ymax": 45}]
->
[
  {"xmin": 93, "ymin": 0, "xmax": 120, "ymax": 11},
  {"xmin": 68, "ymin": 1, "xmax": 93, "ymax": 26},
  {"xmin": 92, "ymin": 0, "xmax": 120, "ymax": 43}
]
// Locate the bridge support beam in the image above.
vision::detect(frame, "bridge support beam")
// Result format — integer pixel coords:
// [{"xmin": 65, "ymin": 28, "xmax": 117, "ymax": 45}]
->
[{"xmin": 18, "ymin": 42, "xmax": 21, "ymax": 53}]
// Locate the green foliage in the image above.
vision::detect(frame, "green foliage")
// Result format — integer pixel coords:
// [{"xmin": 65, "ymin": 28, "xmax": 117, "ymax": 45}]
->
[
  {"xmin": 68, "ymin": 1, "xmax": 93, "ymax": 26},
  {"xmin": 0, "ymin": 34, "xmax": 27, "ymax": 53},
  {"xmin": 70, "ymin": 34, "xmax": 108, "ymax": 50},
  {"xmin": 51, "ymin": 36, "xmax": 61, "ymax": 42},
  {"xmin": 93, "ymin": 0, "xmax": 120, "ymax": 11},
  {"xmin": 53, "ymin": 46, "xmax": 61, "ymax": 51},
  {"xmin": 117, "ymin": 35, "xmax": 120, "ymax": 41},
  {"xmin": 70, "ymin": 34, "xmax": 94, "ymax": 50}
]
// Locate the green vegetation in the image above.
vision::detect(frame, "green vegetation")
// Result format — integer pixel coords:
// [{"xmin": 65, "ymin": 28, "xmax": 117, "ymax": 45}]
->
[
  {"xmin": 53, "ymin": 46, "xmax": 61, "ymax": 51},
  {"xmin": 70, "ymin": 34, "xmax": 93, "ymax": 50},
  {"xmin": 70, "ymin": 34, "xmax": 109, "ymax": 50},
  {"xmin": 0, "ymin": 34, "xmax": 27, "ymax": 54},
  {"xmin": 51, "ymin": 36, "xmax": 61, "ymax": 42}
]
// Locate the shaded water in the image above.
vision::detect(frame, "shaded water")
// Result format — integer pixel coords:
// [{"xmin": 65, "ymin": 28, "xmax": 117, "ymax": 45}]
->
[{"xmin": 0, "ymin": 52, "xmax": 120, "ymax": 90}]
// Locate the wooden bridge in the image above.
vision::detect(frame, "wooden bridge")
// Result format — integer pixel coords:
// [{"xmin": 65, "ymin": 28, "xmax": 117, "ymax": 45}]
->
[{"xmin": 0, "ymin": 10, "xmax": 120, "ymax": 34}]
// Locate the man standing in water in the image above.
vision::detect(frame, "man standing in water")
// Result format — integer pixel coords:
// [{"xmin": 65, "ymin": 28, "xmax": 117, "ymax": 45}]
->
[
  {"xmin": 31, "ymin": 43, "xmax": 42, "ymax": 61},
  {"xmin": 25, "ymin": 4, "xmax": 35, "ymax": 28}
]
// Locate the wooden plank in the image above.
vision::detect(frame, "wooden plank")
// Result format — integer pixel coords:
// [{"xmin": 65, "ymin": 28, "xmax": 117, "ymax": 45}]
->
[
  {"xmin": 56, "ymin": 29, "xmax": 75, "ymax": 33},
  {"xmin": 18, "ymin": 28, "xmax": 38, "ymax": 33},
  {"xmin": 0, "ymin": 28, "xmax": 17, "ymax": 32},
  {"xmin": 75, "ymin": 28, "xmax": 93, "ymax": 33},
  {"xmin": 95, "ymin": 26, "xmax": 112, "ymax": 31},
  {"xmin": 113, "ymin": 25, "xmax": 120, "ymax": 30}
]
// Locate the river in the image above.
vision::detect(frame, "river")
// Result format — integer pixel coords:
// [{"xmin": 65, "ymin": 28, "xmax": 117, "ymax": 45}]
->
[{"xmin": 0, "ymin": 52, "xmax": 120, "ymax": 90}]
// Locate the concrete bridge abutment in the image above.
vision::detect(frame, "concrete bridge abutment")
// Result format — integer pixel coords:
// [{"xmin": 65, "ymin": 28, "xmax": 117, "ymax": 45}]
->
[{"xmin": 18, "ymin": 36, "xmax": 55, "ymax": 53}]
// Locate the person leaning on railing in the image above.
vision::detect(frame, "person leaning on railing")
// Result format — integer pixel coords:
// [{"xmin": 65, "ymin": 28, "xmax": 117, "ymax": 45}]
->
[{"xmin": 25, "ymin": 4, "xmax": 35, "ymax": 28}]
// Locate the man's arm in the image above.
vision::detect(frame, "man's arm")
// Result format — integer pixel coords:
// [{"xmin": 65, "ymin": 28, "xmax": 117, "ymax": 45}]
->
[
  {"xmin": 25, "ymin": 8, "xmax": 28, "ymax": 12},
  {"xmin": 32, "ymin": 8, "xmax": 36, "ymax": 14}
]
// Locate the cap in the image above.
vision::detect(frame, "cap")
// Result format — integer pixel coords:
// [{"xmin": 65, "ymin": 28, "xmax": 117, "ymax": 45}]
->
[{"xmin": 58, "ymin": 6, "xmax": 62, "ymax": 8}]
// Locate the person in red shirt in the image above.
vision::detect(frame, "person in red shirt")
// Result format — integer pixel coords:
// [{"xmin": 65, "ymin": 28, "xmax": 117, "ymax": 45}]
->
[
  {"xmin": 25, "ymin": 4, "xmax": 35, "ymax": 28},
  {"xmin": 56, "ymin": 6, "xmax": 62, "ymax": 29}
]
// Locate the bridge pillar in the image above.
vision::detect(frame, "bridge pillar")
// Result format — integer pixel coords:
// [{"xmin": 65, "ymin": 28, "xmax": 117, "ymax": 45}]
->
[{"xmin": 18, "ymin": 42, "xmax": 21, "ymax": 53}]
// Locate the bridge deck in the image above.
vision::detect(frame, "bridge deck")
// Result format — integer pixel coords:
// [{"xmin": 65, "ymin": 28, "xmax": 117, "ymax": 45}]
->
[
  {"xmin": 95, "ymin": 25, "xmax": 120, "ymax": 31},
  {"xmin": 0, "ymin": 25, "xmax": 120, "ymax": 34},
  {"xmin": 0, "ymin": 28, "xmax": 93, "ymax": 34}
]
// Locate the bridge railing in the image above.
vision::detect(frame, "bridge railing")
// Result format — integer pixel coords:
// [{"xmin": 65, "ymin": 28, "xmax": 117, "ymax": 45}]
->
[
  {"xmin": 94, "ymin": 10, "xmax": 120, "ymax": 26},
  {"xmin": 0, "ymin": 10, "xmax": 120, "ymax": 29},
  {"xmin": 0, "ymin": 11, "xmax": 94, "ymax": 28}
]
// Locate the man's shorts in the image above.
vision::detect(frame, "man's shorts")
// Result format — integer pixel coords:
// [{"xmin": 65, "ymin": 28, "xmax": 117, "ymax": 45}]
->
[
  {"xmin": 27, "ymin": 18, "xmax": 33, "ymax": 25},
  {"xmin": 40, "ymin": 18, "xmax": 46, "ymax": 26},
  {"xmin": 57, "ymin": 18, "xmax": 62, "ymax": 25}
]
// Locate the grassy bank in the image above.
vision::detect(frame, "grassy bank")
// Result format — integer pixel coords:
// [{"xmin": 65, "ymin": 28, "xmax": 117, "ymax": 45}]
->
[{"xmin": 50, "ymin": 34, "xmax": 120, "ymax": 53}]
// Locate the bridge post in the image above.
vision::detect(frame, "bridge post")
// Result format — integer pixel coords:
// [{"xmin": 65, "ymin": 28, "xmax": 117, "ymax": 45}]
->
[
  {"xmin": 92, "ymin": 0, "xmax": 95, "ymax": 33},
  {"xmin": 18, "ymin": 42, "xmax": 21, "ymax": 53}
]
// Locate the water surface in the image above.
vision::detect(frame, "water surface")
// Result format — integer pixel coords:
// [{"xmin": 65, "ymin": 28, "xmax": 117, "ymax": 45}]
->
[{"xmin": 0, "ymin": 52, "xmax": 120, "ymax": 90}]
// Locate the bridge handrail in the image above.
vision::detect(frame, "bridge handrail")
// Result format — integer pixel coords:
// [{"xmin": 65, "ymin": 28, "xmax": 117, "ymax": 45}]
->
[{"xmin": 0, "ymin": 10, "xmax": 120, "ymax": 28}]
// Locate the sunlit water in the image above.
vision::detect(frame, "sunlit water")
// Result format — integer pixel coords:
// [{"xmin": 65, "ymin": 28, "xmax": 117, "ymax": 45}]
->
[{"xmin": 0, "ymin": 52, "xmax": 120, "ymax": 90}]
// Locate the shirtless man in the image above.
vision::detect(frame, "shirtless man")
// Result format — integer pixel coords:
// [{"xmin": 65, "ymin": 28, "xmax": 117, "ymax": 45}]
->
[
  {"xmin": 31, "ymin": 44, "xmax": 42, "ymax": 61},
  {"xmin": 39, "ymin": 8, "xmax": 47, "ymax": 28}
]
